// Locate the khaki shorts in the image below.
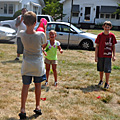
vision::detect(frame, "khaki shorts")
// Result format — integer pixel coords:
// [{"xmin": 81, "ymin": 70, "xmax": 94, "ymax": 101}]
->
[{"xmin": 45, "ymin": 58, "xmax": 57, "ymax": 64}]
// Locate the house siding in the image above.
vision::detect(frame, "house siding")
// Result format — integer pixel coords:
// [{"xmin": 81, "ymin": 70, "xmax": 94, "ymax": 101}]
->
[
  {"xmin": 0, "ymin": 0, "xmax": 44, "ymax": 17},
  {"xmin": 61, "ymin": 0, "xmax": 120, "ymax": 27}
]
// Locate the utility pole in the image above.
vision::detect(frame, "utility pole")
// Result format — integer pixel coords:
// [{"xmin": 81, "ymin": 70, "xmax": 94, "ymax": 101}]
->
[{"xmin": 67, "ymin": 0, "xmax": 73, "ymax": 49}]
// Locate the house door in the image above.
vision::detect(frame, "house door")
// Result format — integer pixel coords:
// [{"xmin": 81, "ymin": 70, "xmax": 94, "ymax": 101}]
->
[{"xmin": 84, "ymin": 7, "xmax": 91, "ymax": 21}]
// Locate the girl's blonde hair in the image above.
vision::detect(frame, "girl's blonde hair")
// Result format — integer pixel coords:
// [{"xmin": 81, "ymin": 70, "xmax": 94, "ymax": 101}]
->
[{"xmin": 49, "ymin": 30, "xmax": 57, "ymax": 35}]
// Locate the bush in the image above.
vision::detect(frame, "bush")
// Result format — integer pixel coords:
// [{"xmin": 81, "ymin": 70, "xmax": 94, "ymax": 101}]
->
[
  {"xmin": 13, "ymin": 10, "xmax": 21, "ymax": 19},
  {"xmin": 0, "ymin": 17, "xmax": 13, "ymax": 21}
]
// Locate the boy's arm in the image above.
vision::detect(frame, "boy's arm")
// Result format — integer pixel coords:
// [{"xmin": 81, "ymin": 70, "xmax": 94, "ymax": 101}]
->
[
  {"xmin": 36, "ymin": 21, "xmax": 42, "ymax": 31},
  {"xmin": 95, "ymin": 44, "xmax": 99, "ymax": 62},
  {"xmin": 42, "ymin": 43, "xmax": 47, "ymax": 56},
  {"xmin": 58, "ymin": 45, "xmax": 63, "ymax": 54},
  {"xmin": 112, "ymin": 44, "xmax": 116, "ymax": 61},
  {"xmin": 15, "ymin": 16, "xmax": 23, "ymax": 27}
]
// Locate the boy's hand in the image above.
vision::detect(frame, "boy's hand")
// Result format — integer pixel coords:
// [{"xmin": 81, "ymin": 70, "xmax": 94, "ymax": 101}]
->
[
  {"xmin": 112, "ymin": 56, "xmax": 116, "ymax": 61},
  {"xmin": 60, "ymin": 49, "xmax": 63, "ymax": 54},
  {"xmin": 95, "ymin": 57, "xmax": 98, "ymax": 62},
  {"xmin": 21, "ymin": 16, "xmax": 24, "ymax": 22}
]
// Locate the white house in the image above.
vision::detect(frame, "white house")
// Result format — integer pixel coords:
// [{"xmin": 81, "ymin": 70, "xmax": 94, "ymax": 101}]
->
[
  {"xmin": 0, "ymin": 0, "xmax": 45, "ymax": 17},
  {"xmin": 60, "ymin": 0, "xmax": 120, "ymax": 28}
]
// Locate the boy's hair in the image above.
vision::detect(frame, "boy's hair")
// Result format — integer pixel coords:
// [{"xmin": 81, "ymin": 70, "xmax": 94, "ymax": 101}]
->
[
  {"xmin": 103, "ymin": 21, "xmax": 112, "ymax": 27},
  {"xmin": 49, "ymin": 30, "xmax": 57, "ymax": 35},
  {"xmin": 21, "ymin": 8, "xmax": 27, "ymax": 11},
  {"xmin": 24, "ymin": 11, "xmax": 36, "ymax": 26}
]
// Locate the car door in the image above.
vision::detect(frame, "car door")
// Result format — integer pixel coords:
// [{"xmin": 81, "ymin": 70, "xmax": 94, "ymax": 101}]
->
[{"xmin": 46, "ymin": 23, "xmax": 79, "ymax": 46}]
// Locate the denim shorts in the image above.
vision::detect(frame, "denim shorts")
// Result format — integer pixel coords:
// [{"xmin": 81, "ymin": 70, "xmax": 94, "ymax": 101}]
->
[
  {"xmin": 22, "ymin": 74, "xmax": 46, "ymax": 85},
  {"xmin": 97, "ymin": 57, "xmax": 111, "ymax": 73},
  {"xmin": 17, "ymin": 37, "xmax": 24, "ymax": 54}
]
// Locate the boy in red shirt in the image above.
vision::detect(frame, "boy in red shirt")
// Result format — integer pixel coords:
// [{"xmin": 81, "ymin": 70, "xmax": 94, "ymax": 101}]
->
[{"xmin": 95, "ymin": 21, "xmax": 117, "ymax": 89}]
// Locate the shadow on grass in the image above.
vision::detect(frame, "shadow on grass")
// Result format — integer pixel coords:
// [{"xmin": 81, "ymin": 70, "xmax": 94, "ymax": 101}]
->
[
  {"xmin": 80, "ymin": 85, "xmax": 105, "ymax": 93},
  {"xmin": 26, "ymin": 114, "xmax": 40, "ymax": 120},
  {"xmin": 29, "ymin": 85, "xmax": 50, "ymax": 92},
  {"xmin": 7, "ymin": 114, "xmax": 41, "ymax": 120},
  {"xmin": 6, "ymin": 117, "xmax": 18, "ymax": 120},
  {"xmin": 61, "ymin": 45, "xmax": 95, "ymax": 51},
  {"xmin": 1, "ymin": 60, "xmax": 22, "ymax": 64}
]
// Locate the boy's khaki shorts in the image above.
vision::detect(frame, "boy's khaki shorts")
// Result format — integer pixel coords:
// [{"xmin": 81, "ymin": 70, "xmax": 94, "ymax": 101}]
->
[{"xmin": 45, "ymin": 58, "xmax": 57, "ymax": 64}]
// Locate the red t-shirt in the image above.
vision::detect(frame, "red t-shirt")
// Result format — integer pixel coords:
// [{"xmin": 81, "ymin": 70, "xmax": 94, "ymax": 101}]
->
[{"xmin": 95, "ymin": 32, "xmax": 117, "ymax": 58}]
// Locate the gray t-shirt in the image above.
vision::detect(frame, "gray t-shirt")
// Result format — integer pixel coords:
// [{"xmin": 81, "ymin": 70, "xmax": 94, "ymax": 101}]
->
[{"xmin": 20, "ymin": 30, "xmax": 46, "ymax": 76}]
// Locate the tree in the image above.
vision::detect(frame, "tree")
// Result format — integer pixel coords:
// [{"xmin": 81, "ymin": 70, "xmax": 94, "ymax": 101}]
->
[
  {"xmin": 43, "ymin": 0, "xmax": 63, "ymax": 21},
  {"xmin": 115, "ymin": 3, "xmax": 120, "ymax": 15}
]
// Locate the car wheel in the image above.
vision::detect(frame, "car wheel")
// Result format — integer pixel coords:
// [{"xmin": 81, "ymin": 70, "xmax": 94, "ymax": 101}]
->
[{"xmin": 80, "ymin": 40, "xmax": 93, "ymax": 50}]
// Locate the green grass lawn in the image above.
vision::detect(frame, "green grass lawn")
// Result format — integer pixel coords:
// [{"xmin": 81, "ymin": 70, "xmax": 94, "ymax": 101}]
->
[
  {"xmin": 0, "ymin": 44, "xmax": 120, "ymax": 120},
  {"xmin": 86, "ymin": 29, "xmax": 120, "ymax": 40}
]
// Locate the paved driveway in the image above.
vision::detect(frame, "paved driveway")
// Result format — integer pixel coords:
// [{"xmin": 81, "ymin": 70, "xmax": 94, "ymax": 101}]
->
[{"xmin": 116, "ymin": 40, "xmax": 120, "ymax": 53}]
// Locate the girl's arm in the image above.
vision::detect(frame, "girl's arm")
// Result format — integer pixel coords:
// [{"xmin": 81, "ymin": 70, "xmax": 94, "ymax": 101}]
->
[
  {"xmin": 42, "ymin": 43, "xmax": 48, "ymax": 56},
  {"xmin": 58, "ymin": 45, "xmax": 63, "ymax": 54}
]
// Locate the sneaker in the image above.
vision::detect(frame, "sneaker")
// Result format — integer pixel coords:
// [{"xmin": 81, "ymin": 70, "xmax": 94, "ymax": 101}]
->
[
  {"xmin": 14, "ymin": 57, "xmax": 19, "ymax": 61},
  {"xmin": 98, "ymin": 80, "xmax": 103, "ymax": 86},
  {"xmin": 104, "ymin": 83, "xmax": 109, "ymax": 89},
  {"xmin": 54, "ymin": 82, "xmax": 58, "ymax": 86},
  {"xmin": 45, "ymin": 82, "xmax": 48, "ymax": 86}
]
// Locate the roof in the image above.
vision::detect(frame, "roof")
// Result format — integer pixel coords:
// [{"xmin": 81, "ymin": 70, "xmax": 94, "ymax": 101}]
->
[
  {"xmin": 0, "ymin": 0, "xmax": 21, "ymax": 2},
  {"xmin": 59, "ymin": 0, "xmax": 66, "ymax": 3},
  {"xmin": 39, "ymin": 0, "xmax": 45, "ymax": 7},
  {"xmin": 100, "ymin": 6, "xmax": 118, "ymax": 13}
]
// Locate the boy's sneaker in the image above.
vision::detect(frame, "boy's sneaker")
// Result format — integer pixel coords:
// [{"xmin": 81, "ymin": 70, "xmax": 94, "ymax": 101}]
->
[
  {"xmin": 14, "ymin": 57, "xmax": 19, "ymax": 61},
  {"xmin": 98, "ymin": 80, "xmax": 103, "ymax": 86},
  {"xmin": 104, "ymin": 83, "xmax": 109, "ymax": 89}
]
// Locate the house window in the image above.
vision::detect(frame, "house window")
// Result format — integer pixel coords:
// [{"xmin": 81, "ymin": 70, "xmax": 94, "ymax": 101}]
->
[
  {"xmin": 8, "ymin": 4, "xmax": 13, "ymax": 14},
  {"xmin": 72, "ymin": 5, "xmax": 79, "ymax": 17},
  {"xmin": 116, "ymin": 14, "xmax": 120, "ymax": 19},
  {"xmin": 24, "ymin": 5, "xmax": 27, "ymax": 9},
  {"xmin": 100, "ymin": 14, "xmax": 104, "ymax": 18},
  {"xmin": 33, "ymin": 6, "xmax": 38, "ymax": 14},
  {"xmin": 4, "ymin": 4, "xmax": 7, "ymax": 14},
  {"xmin": 4, "ymin": 4, "xmax": 14, "ymax": 14},
  {"xmin": 96, "ymin": 6, "xmax": 100, "ymax": 18},
  {"xmin": 72, "ymin": 13, "xmax": 79, "ymax": 17},
  {"xmin": 111, "ymin": 14, "xmax": 115, "ymax": 19},
  {"xmin": 105, "ymin": 14, "xmax": 110, "ymax": 18}
]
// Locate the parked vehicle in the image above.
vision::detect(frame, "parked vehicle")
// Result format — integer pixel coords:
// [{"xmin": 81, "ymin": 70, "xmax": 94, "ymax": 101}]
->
[
  {"xmin": 37, "ymin": 15, "xmax": 54, "ymax": 22},
  {"xmin": 0, "ymin": 26, "xmax": 17, "ymax": 41},
  {"xmin": 0, "ymin": 15, "xmax": 54, "ymax": 31},
  {"xmin": 35, "ymin": 22, "xmax": 97, "ymax": 50}
]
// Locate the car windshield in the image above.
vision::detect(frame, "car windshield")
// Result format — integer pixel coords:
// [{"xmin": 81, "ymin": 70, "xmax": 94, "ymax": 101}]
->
[{"xmin": 71, "ymin": 24, "xmax": 85, "ymax": 33}]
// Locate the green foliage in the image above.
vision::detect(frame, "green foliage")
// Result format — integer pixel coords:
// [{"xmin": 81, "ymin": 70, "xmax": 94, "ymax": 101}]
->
[
  {"xmin": 113, "ymin": 66, "xmax": 120, "ymax": 70},
  {"xmin": 43, "ymin": 0, "xmax": 63, "ymax": 21},
  {"xmin": 114, "ymin": 3, "xmax": 120, "ymax": 15},
  {"xmin": 0, "ymin": 52, "xmax": 4, "ymax": 58},
  {"xmin": 13, "ymin": 10, "xmax": 21, "ymax": 19},
  {"xmin": 0, "ymin": 17, "xmax": 13, "ymax": 21}
]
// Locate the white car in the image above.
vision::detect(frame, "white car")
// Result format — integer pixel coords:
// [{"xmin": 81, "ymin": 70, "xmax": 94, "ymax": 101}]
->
[
  {"xmin": 45, "ymin": 22, "xmax": 97, "ymax": 50},
  {"xmin": 0, "ymin": 15, "xmax": 54, "ymax": 31},
  {"xmin": 0, "ymin": 26, "xmax": 17, "ymax": 41}
]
